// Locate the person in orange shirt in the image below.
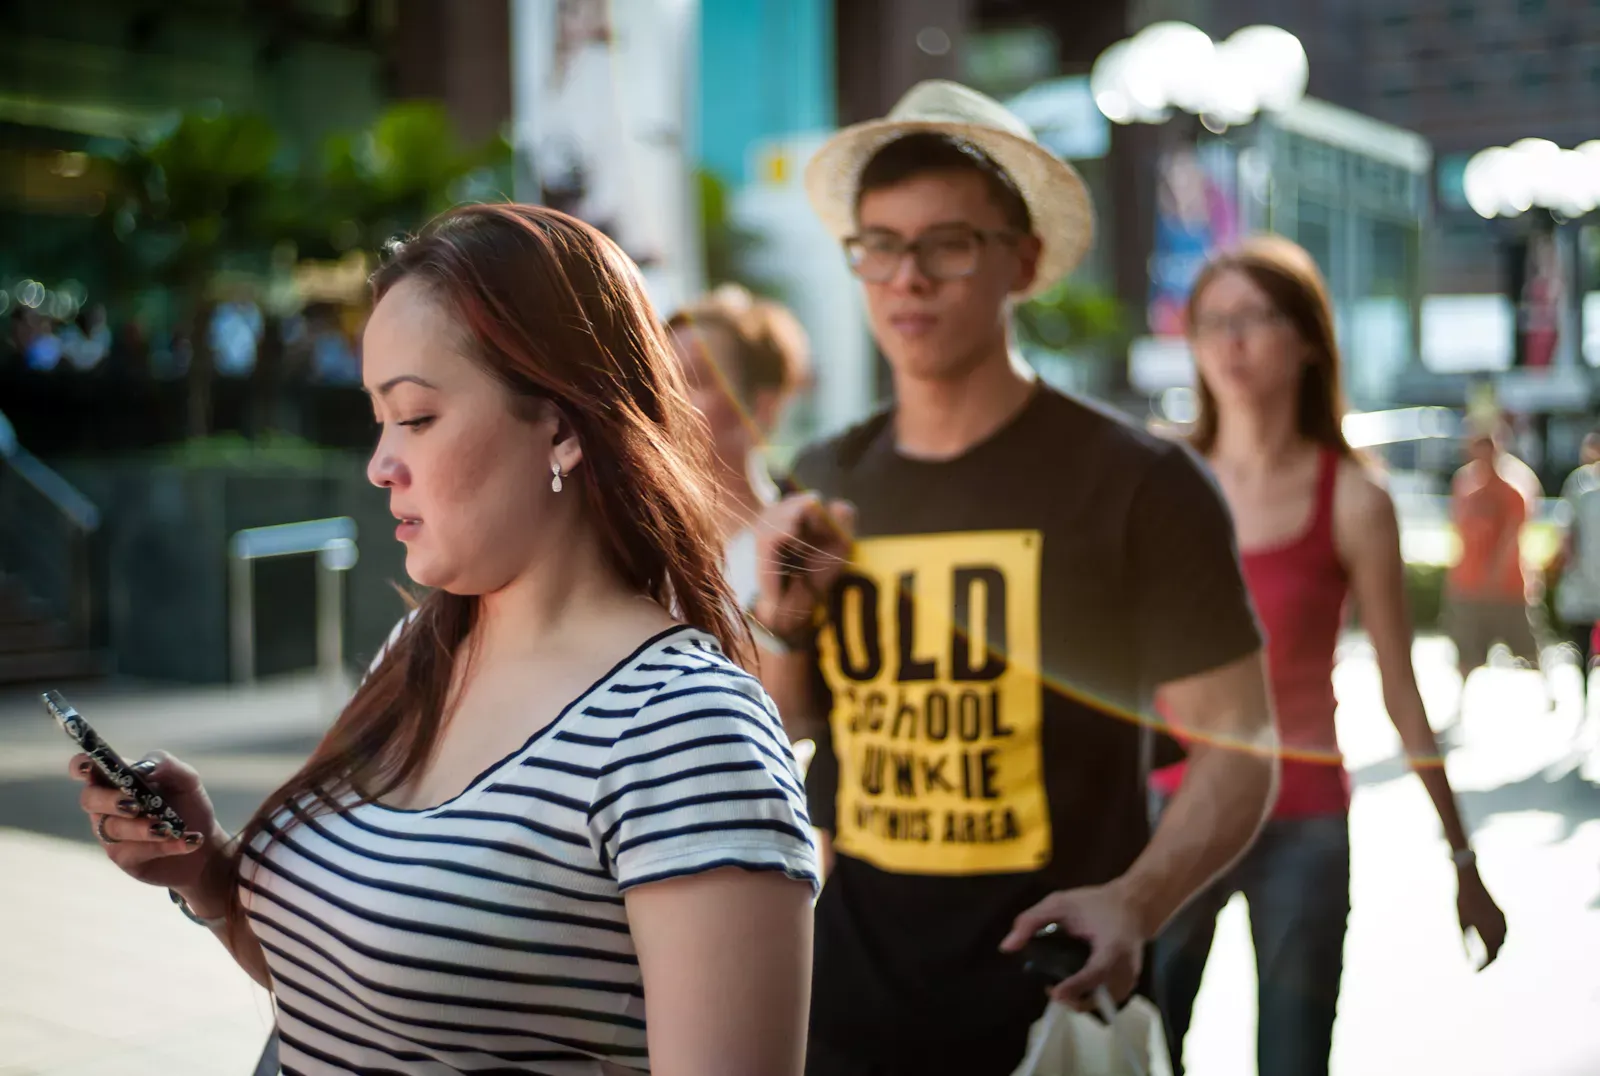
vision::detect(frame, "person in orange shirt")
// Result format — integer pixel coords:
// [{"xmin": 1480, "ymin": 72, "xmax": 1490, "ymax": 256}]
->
[{"xmin": 1446, "ymin": 425, "xmax": 1549, "ymax": 713}]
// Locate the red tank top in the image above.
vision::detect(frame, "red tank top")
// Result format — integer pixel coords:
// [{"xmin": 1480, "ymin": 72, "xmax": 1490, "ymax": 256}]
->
[{"xmin": 1150, "ymin": 448, "xmax": 1352, "ymax": 818}]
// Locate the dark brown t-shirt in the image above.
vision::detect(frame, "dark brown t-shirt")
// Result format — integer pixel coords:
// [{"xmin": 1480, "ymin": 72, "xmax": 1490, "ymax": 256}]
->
[{"xmin": 794, "ymin": 385, "xmax": 1260, "ymax": 1075}]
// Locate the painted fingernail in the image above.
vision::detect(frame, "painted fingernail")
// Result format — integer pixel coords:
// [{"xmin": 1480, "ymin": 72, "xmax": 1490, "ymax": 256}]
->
[
  {"xmin": 149, "ymin": 821, "xmax": 174, "ymax": 839},
  {"xmin": 131, "ymin": 759, "xmax": 158, "ymax": 774},
  {"xmin": 182, "ymin": 832, "xmax": 203, "ymax": 848},
  {"xmin": 116, "ymin": 798, "xmax": 140, "ymax": 815}
]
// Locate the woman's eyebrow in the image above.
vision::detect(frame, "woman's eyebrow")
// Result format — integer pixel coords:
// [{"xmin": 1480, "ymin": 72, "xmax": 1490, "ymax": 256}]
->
[{"xmin": 366, "ymin": 374, "xmax": 439, "ymax": 396}]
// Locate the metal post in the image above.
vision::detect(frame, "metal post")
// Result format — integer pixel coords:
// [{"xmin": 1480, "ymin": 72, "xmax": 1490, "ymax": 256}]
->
[
  {"xmin": 1555, "ymin": 221, "xmax": 1582, "ymax": 370},
  {"xmin": 316, "ymin": 539, "xmax": 355, "ymax": 718},
  {"xmin": 229, "ymin": 518, "xmax": 357, "ymax": 687},
  {"xmin": 230, "ymin": 555, "xmax": 255, "ymax": 683},
  {"xmin": 316, "ymin": 553, "xmax": 343, "ymax": 679}
]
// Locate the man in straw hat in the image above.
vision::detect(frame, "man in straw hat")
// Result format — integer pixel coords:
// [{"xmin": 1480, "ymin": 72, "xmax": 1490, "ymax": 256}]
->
[{"xmin": 746, "ymin": 80, "xmax": 1279, "ymax": 1074}]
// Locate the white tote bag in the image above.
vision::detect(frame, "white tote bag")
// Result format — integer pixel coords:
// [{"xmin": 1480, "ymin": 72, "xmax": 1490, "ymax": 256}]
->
[{"xmin": 1010, "ymin": 995, "xmax": 1173, "ymax": 1076}]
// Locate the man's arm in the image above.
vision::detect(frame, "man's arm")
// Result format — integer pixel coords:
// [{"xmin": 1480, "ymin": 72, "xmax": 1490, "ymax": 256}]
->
[
  {"xmin": 1118, "ymin": 651, "xmax": 1277, "ymax": 937},
  {"xmin": 999, "ymin": 652, "xmax": 1276, "ymax": 1005},
  {"xmin": 753, "ymin": 640, "xmax": 826, "ymax": 743},
  {"xmin": 747, "ymin": 492, "xmax": 854, "ymax": 743},
  {"xmin": 1002, "ymin": 443, "xmax": 1273, "ymax": 1007}
]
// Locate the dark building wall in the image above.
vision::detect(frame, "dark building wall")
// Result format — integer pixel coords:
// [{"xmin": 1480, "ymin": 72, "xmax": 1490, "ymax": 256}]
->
[
  {"xmin": 836, "ymin": 0, "xmax": 974, "ymax": 124},
  {"xmin": 390, "ymin": 0, "xmax": 512, "ymax": 146}
]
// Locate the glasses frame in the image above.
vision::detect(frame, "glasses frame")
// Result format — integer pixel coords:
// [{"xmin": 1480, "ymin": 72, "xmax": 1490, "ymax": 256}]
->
[
  {"xmin": 842, "ymin": 225, "xmax": 1021, "ymax": 284},
  {"xmin": 1189, "ymin": 308, "xmax": 1289, "ymax": 341}
]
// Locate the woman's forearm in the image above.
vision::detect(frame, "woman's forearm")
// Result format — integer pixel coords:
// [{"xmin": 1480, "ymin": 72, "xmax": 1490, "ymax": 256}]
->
[
  {"xmin": 1384, "ymin": 688, "xmax": 1471, "ymax": 853},
  {"xmin": 174, "ymin": 830, "xmax": 274, "ymax": 990}
]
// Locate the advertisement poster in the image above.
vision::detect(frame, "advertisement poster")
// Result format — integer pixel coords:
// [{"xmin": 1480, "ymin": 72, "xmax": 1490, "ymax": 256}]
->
[
  {"xmin": 1519, "ymin": 231, "xmax": 1561, "ymax": 369},
  {"xmin": 513, "ymin": 0, "xmax": 699, "ymax": 314},
  {"xmin": 1147, "ymin": 143, "xmax": 1239, "ymax": 337}
]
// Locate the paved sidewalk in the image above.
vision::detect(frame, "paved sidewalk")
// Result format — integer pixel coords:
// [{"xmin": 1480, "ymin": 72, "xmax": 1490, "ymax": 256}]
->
[
  {"xmin": 0, "ymin": 673, "xmax": 332, "ymax": 1076},
  {"xmin": 1184, "ymin": 637, "xmax": 1600, "ymax": 1075},
  {"xmin": 0, "ymin": 829, "xmax": 274, "ymax": 1076},
  {"xmin": 2, "ymin": 644, "xmax": 1598, "ymax": 1074}
]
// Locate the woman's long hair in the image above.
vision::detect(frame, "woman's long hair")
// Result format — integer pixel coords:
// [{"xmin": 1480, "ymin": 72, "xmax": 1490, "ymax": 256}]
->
[
  {"xmin": 1187, "ymin": 235, "xmax": 1353, "ymax": 458},
  {"xmin": 222, "ymin": 203, "xmax": 747, "ymax": 940}
]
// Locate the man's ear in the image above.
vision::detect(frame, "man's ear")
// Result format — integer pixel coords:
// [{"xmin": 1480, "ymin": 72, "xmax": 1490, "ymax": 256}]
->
[{"xmin": 1011, "ymin": 233, "xmax": 1043, "ymax": 296}]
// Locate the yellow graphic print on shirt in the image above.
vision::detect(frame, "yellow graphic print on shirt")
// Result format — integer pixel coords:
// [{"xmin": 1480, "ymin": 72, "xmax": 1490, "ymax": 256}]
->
[{"xmin": 819, "ymin": 530, "xmax": 1048, "ymax": 875}]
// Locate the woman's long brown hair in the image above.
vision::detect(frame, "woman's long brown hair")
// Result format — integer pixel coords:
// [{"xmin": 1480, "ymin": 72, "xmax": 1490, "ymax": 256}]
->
[
  {"xmin": 1187, "ymin": 234, "xmax": 1353, "ymax": 458},
  {"xmin": 221, "ymin": 203, "xmax": 749, "ymax": 941}
]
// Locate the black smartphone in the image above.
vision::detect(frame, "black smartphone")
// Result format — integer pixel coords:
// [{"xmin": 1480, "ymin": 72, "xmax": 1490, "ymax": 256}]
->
[
  {"xmin": 43, "ymin": 689, "xmax": 187, "ymax": 835},
  {"xmin": 1019, "ymin": 922, "xmax": 1094, "ymax": 986}
]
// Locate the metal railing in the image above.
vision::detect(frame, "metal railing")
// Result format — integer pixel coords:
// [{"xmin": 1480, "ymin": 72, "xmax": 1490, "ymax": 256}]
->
[
  {"xmin": 0, "ymin": 410, "xmax": 100, "ymax": 648},
  {"xmin": 228, "ymin": 517, "xmax": 359, "ymax": 688}
]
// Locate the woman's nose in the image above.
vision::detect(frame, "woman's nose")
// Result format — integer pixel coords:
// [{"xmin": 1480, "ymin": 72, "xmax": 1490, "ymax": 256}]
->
[{"xmin": 367, "ymin": 441, "xmax": 406, "ymax": 489}]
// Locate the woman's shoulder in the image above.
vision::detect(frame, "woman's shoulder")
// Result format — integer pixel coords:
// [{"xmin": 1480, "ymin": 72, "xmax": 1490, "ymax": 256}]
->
[
  {"xmin": 1332, "ymin": 454, "xmax": 1396, "ymax": 515},
  {"xmin": 620, "ymin": 627, "xmax": 774, "ymax": 717},
  {"xmin": 1331, "ymin": 455, "xmax": 1402, "ymax": 559},
  {"xmin": 369, "ymin": 606, "xmax": 423, "ymax": 673}
]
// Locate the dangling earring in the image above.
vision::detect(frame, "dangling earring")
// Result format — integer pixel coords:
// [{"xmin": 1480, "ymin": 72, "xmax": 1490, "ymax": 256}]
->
[{"xmin": 551, "ymin": 462, "xmax": 564, "ymax": 493}]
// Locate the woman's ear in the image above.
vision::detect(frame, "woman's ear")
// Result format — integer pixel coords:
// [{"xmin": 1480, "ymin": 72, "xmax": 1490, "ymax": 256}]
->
[{"xmin": 549, "ymin": 406, "xmax": 584, "ymax": 477}]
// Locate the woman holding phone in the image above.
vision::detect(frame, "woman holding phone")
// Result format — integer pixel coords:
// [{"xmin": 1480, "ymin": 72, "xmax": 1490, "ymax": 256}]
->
[{"xmin": 70, "ymin": 203, "xmax": 819, "ymax": 1076}]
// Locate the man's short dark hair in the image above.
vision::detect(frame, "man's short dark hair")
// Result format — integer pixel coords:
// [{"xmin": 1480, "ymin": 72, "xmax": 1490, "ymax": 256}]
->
[{"xmin": 854, "ymin": 133, "xmax": 1033, "ymax": 234}]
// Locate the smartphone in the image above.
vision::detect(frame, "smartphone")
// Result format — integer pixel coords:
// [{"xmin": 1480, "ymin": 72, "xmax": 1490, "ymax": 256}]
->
[
  {"xmin": 43, "ymin": 690, "xmax": 187, "ymax": 835},
  {"xmin": 1019, "ymin": 922, "xmax": 1093, "ymax": 986}
]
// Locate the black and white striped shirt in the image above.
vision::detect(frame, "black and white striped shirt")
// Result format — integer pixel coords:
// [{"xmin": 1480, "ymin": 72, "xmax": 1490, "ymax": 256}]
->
[{"xmin": 243, "ymin": 625, "xmax": 818, "ymax": 1075}]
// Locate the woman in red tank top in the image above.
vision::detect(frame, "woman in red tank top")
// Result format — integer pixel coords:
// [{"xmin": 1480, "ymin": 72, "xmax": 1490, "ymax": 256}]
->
[{"xmin": 1150, "ymin": 237, "xmax": 1507, "ymax": 1076}]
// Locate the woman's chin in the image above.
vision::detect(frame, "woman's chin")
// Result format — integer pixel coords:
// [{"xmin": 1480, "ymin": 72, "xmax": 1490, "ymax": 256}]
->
[
  {"xmin": 405, "ymin": 557, "xmax": 503, "ymax": 597},
  {"xmin": 403, "ymin": 552, "xmax": 449, "ymax": 591}
]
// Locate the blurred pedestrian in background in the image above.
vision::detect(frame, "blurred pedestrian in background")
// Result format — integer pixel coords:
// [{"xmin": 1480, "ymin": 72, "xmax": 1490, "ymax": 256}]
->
[
  {"xmin": 1446, "ymin": 417, "xmax": 1551, "ymax": 715},
  {"xmin": 749, "ymin": 79, "xmax": 1278, "ymax": 1076},
  {"xmin": 668, "ymin": 283, "xmax": 812, "ymax": 609},
  {"xmin": 1553, "ymin": 430, "xmax": 1600, "ymax": 716},
  {"xmin": 1150, "ymin": 235, "xmax": 1507, "ymax": 1076},
  {"xmin": 667, "ymin": 284, "xmax": 826, "ymax": 830},
  {"xmin": 70, "ymin": 203, "xmax": 818, "ymax": 1076}
]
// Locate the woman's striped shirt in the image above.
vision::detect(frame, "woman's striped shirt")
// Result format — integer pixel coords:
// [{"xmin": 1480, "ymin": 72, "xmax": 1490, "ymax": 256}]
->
[{"xmin": 243, "ymin": 625, "xmax": 818, "ymax": 1075}]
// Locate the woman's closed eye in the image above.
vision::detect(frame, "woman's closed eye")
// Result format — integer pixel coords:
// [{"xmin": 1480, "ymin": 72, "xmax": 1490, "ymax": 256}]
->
[{"xmin": 397, "ymin": 416, "xmax": 436, "ymax": 430}]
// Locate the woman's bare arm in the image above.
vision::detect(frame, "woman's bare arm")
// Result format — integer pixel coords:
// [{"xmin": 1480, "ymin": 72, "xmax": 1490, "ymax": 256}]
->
[{"xmin": 626, "ymin": 868, "xmax": 814, "ymax": 1075}]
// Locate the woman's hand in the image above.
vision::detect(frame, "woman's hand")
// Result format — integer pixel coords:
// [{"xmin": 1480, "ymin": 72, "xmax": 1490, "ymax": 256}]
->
[
  {"xmin": 1457, "ymin": 862, "xmax": 1508, "ymax": 970},
  {"xmin": 70, "ymin": 750, "xmax": 227, "ymax": 903}
]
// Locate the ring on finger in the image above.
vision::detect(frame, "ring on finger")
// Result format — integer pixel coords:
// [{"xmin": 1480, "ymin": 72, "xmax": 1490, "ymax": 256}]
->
[{"xmin": 94, "ymin": 814, "xmax": 121, "ymax": 845}]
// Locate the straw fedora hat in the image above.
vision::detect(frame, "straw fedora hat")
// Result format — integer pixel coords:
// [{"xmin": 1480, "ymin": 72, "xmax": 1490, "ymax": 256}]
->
[{"xmin": 804, "ymin": 79, "xmax": 1094, "ymax": 300}]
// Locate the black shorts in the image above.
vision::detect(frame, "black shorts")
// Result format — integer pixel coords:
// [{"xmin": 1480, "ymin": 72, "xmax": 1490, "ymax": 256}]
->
[{"xmin": 1443, "ymin": 597, "xmax": 1539, "ymax": 668}]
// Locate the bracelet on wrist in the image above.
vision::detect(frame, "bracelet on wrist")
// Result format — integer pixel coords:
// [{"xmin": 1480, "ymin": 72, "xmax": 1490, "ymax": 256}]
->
[{"xmin": 169, "ymin": 888, "xmax": 226, "ymax": 928}]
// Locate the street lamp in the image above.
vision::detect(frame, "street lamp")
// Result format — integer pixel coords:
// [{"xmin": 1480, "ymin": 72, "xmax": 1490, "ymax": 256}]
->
[
  {"xmin": 1090, "ymin": 22, "xmax": 1308, "ymax": 130},
  {"xmin": 1463, "ymin": 139, "xmax": 1600, "ymax": 220}
]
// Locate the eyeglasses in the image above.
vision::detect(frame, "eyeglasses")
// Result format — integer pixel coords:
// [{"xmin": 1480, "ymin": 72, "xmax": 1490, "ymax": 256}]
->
[
  {"xmin": 843, "ymin": 225, "xmax": 1020, "ymax": 284},
  {"xmin": 1190, "ymin": 308, "xmax": 1287, "ymax": 340}
]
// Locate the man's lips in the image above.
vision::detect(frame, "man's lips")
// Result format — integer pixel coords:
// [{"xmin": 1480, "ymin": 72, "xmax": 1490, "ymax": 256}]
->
[{"xmin": 889, "ymin": 312, "xmax": 939, "ymax": 337}]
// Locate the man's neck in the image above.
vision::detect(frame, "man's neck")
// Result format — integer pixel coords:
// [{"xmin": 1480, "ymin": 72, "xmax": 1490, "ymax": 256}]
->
[{"xmin": 893, "ymin": 345, "xmax": 1037, "ymax": 461}]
